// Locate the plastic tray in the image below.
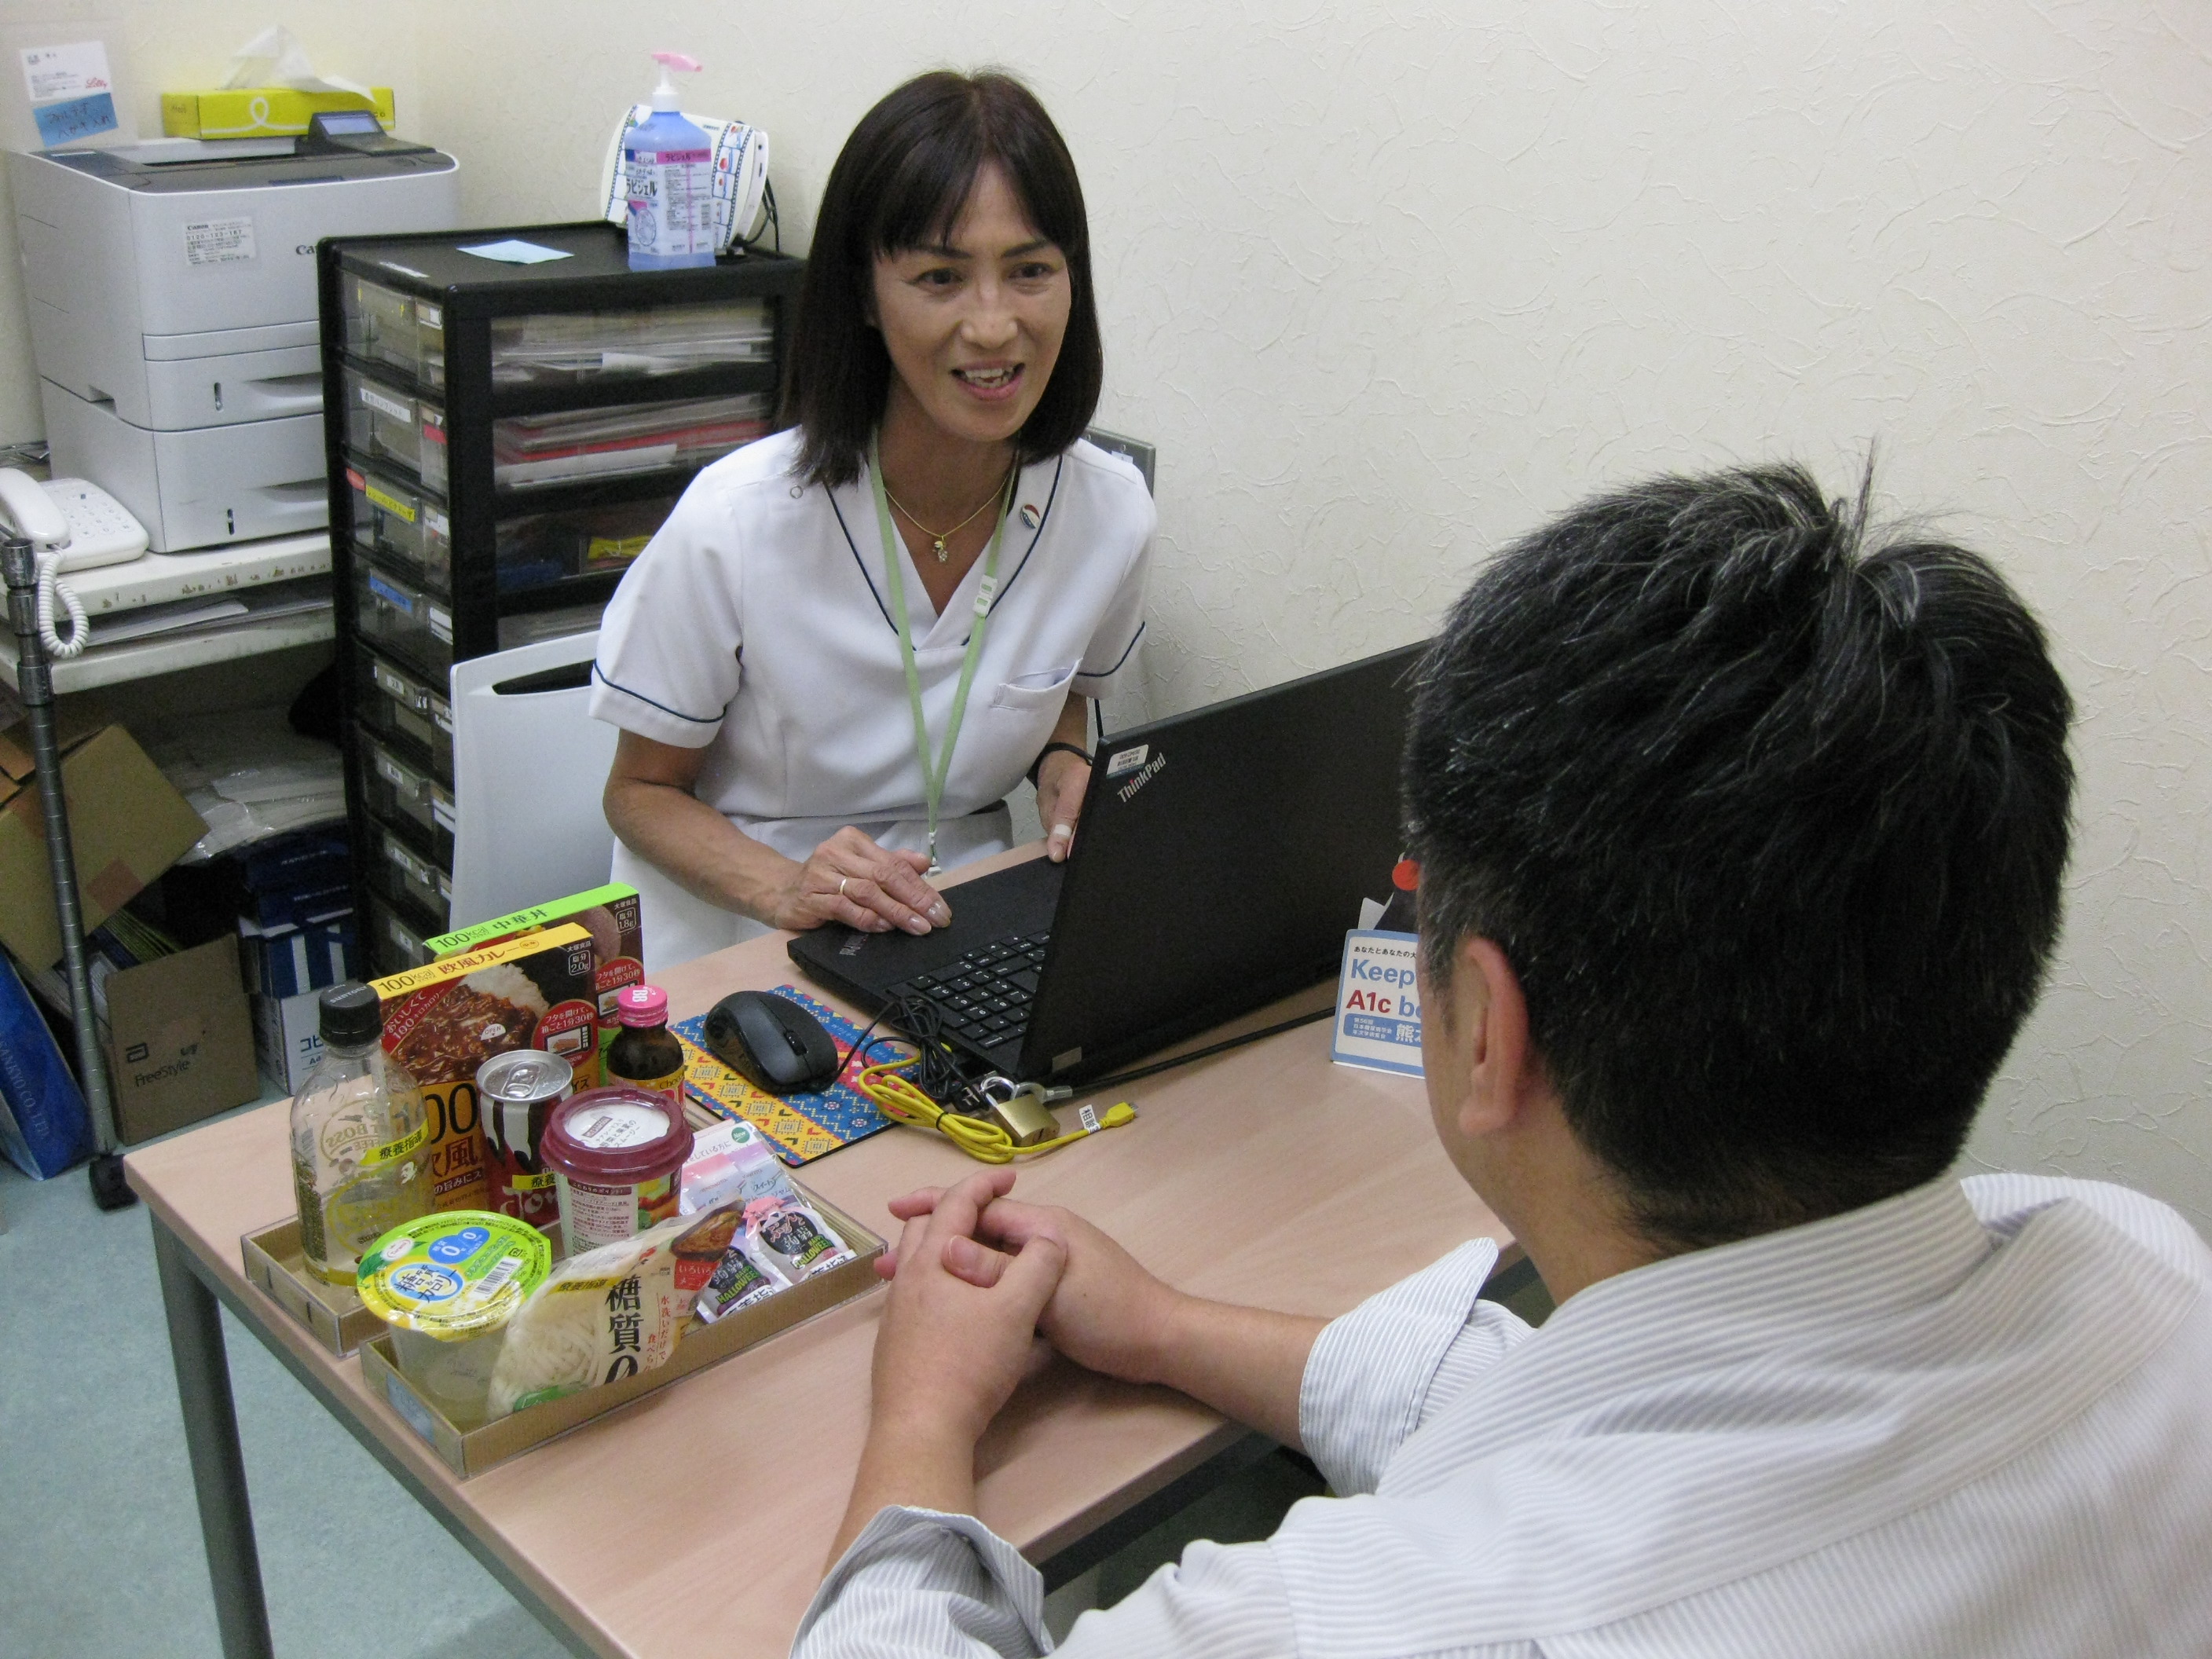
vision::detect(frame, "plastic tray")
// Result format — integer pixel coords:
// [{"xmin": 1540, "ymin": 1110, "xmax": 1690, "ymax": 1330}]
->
[
  {"xmin": 352, "ymin": 558, "xmax": 452, "ymax": 681},
  {"xmin": 342, "ymin": 364, "xmax": 449, "ymax": 493},
  {"xmin": 359, "ymin": 1187, "xmax": 883, "ymax": 1478},
  {"xmin": 343, "ymin": 274, "xmax": 447, "ymax": 390},
  {"xmin": 357, "ymin": 649, "xmax": 453, "ymax": 782}
]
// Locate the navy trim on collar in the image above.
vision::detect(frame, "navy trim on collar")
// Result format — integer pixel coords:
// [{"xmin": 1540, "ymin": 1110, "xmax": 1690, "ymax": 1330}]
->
[
  {"xmin": 982, "ymin": 452, "xmax": 1064, "ymax": 624},
  {"xmin": 827, "ymin": 482, "xmax": 897, "ymax": 635}
]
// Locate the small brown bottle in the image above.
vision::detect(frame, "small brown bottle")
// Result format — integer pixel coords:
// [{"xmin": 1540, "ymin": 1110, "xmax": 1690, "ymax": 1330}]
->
[{"xmin": 604, "ymin": 983, "xmax": 686, "ymax": 1108}]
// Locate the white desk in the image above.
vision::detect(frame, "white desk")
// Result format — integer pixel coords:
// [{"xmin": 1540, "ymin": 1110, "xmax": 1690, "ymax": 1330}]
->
[{"xmin": 0, "ymin": 532, "xmax": 331, "ymax": 694}]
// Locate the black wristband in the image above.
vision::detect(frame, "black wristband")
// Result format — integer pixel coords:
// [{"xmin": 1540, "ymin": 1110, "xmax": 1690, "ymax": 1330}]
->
[{"xmin": 1027, "ymin": 741, "xmax": 1093, "ymax": 789}]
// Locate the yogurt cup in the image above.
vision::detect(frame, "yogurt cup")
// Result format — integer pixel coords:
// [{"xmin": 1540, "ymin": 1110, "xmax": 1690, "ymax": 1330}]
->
[
  {"xmin": 541, "ymin": 1084, "xmax": 694, "ymax": 1257},
  {"xmin": 357, "ymin": 1210, "xmax": 551, "ymax": 1430}
]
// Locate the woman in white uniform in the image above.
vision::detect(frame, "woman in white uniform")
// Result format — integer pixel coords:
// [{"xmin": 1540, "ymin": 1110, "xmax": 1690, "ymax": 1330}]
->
[{"xmin": 591, "ymin": 71, "xmax": 1155, "ymax": 968}]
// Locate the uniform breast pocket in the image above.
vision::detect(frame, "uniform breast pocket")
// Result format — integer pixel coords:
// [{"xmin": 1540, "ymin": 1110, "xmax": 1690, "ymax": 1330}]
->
[{"xmin": 989, "ymin": 665, "xmax": 1077, "ymax": 716}]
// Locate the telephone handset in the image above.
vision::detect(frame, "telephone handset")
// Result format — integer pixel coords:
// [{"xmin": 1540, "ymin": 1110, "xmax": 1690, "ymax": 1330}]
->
[{"xmin": 0, "ymin": 470, "xmax": 150, "ymax": 661}]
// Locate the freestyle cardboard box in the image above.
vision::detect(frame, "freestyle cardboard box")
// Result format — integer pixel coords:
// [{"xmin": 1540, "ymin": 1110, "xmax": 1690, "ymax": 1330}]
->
[
  {"xmin": 159, "ymin": 86, "xmax": 395, "ymax": 139},
  {"xmin": 370, "ymin": 924, "xmax": 596, "ymax": 1214},
  {"xmin": 426, "ymin": 883, "xmax": 643, "ymax": 1070},
  {"xmin": 101, "ymin": 936, "xmax": 258, "ymax": 1144},
  {"xmin": 0, "ymin": 708, "xmax": 205, "ymax": 972}
]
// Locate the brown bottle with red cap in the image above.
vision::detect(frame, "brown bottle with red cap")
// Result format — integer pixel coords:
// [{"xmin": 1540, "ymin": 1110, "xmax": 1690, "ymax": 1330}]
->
[{"xmin": 603, "ymin": 983, "xmax": 686, "ymax": 1108}]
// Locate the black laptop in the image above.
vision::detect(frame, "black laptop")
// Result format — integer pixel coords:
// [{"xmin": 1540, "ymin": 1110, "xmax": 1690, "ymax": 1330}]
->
[{"xmin": 789, "ymin": 641, "xmax": 1426, "ymax": 1082}]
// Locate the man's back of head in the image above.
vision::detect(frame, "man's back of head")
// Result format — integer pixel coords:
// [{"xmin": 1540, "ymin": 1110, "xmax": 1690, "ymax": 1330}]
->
[{"xmin": 1405, "ymin": 464, "xmax": 2075, "ymax": 1251}]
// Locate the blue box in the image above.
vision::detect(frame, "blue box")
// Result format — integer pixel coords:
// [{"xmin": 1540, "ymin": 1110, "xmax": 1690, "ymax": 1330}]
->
[{"xmin": 238, "ymin": 914, "xmax": 360, "ymax": 1000}]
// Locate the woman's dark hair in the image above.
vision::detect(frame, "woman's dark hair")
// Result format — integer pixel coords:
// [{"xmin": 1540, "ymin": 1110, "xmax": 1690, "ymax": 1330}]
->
[
  {"xmin": 783, "ymin": 70, "xmax": 1103, "ymax": 486},
  {"xmin": 1404, "ymin": 464, "xmax": 2075, "ymax": 1253}
]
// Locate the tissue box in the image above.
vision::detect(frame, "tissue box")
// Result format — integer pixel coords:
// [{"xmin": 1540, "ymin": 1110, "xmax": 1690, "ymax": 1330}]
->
[{"xmin": 160, "ymin": 86, "xmax": 394, "ymax": 139}]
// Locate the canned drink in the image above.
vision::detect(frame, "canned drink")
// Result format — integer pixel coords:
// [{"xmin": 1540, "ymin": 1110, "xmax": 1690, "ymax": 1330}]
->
[{"xmin": 477, "ymin": 1049, "xmax": 573, "ymax": 1229}]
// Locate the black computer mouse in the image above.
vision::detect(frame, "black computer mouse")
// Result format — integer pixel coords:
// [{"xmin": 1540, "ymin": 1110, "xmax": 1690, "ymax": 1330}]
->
[{"xmin": 702, "ymin": 991, "xmax": 841, "ymax": 1095}]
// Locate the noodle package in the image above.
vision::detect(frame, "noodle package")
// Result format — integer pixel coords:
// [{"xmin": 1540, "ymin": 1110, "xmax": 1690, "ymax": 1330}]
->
[{"xmin": 488, "ymin": 1210, "xmax": 691, "ymax": 1416}]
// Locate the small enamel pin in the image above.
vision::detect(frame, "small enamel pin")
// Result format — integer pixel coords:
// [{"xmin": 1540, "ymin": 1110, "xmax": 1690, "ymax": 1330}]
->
[{"xmin": 1019, "ymin": 503, "xmax": 1042, "ymax": 529}]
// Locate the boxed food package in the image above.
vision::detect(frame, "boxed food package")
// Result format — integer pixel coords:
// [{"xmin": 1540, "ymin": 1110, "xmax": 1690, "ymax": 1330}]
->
[
  {"xmin": 370, "ymin": 924, "xmax": 597, "ymax": 1214},
  {"xmin": 425, "ymin": 883, "xmax": 643, "ymax": 1070}
]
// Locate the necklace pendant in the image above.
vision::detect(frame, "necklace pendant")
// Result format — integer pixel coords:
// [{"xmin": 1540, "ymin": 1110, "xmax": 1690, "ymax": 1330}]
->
[{"xmin": 932, "ymin": 537, "xmax": 948, "ymax": 563}]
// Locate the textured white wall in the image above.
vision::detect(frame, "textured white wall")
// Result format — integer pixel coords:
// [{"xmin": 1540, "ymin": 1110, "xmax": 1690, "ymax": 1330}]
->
[{"xmin": 5, "ymin": 2, "xmax": 2207, "ymax": 1228}]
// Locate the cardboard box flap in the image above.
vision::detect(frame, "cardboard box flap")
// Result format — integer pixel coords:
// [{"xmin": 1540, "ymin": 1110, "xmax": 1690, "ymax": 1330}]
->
[
  {"xmin": 0, "ymin": 723, "xmax": 207, "ymax": 969},
  {"xmin": 0, "ymin": 698, "xmax": 115, "ymax": 789}
]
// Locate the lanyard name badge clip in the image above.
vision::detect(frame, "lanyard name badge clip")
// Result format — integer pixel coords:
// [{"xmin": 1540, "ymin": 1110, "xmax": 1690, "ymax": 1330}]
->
[{"xmin": 870, "ymin": 437, "xmax": 1016, "ymax": 874}]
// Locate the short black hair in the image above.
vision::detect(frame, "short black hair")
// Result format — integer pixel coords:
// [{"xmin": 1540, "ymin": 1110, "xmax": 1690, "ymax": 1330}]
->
[
  {"xmin": 784, "ymin": 70, "xmax": 1104, "ymax": 487},
  {"xmin": 1404, "ymin": 464, "xmax": 2075, "ymax": 1251}
]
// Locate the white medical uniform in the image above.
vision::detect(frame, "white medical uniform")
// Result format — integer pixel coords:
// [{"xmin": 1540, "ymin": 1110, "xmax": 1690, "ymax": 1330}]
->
[{"xmin": 590, "ymin": 428, "xmax": 1154, "ymax": 969}]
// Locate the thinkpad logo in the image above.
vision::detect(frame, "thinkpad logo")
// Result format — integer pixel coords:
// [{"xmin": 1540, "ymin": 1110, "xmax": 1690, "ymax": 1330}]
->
[
  {"xmin": 1115, "ymin": 751, "xmax": 1166, "ymax": 804},
  {"xmin": 839, "ymin": 936, "xmax": 866, "ymax": 957}
]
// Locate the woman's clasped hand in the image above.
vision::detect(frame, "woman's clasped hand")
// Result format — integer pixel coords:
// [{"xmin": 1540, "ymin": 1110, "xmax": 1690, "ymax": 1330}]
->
[{"xmin": 771, "ymin": 826, "xmax": 953, "ymax": 936}]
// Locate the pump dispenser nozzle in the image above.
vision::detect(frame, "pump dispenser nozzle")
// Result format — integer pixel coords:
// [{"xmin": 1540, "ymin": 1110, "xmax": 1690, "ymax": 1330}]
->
[{"xmin": 649, "ymin": 50, "xmax": 702, "ymax": 112}]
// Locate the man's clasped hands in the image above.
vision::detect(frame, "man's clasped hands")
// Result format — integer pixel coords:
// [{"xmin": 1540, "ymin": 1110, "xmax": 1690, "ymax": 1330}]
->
[{"xmin": 823, "ymin": 1167, "xmax": 1321, "ymax": 1566}]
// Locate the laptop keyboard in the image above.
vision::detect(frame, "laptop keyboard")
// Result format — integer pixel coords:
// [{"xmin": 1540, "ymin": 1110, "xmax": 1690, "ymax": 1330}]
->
[{"xmin": 885, "ymin": 931, "xmax": 1052, "ymax": 1056}]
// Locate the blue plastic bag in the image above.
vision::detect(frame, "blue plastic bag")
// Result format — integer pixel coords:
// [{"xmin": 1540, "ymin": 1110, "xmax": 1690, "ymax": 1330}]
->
[{"xmin": 0, "ymin": 948, "xmax": 91, "ymax": 1177}]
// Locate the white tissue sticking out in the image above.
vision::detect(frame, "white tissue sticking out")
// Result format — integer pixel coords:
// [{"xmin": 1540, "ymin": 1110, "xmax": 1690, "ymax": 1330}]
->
[{"xmin": 220, "ymin": 25, "xmax": 370, "ymax": 97}]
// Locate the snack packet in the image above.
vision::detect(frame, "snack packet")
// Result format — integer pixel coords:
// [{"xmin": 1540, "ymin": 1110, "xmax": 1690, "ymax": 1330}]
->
[
  {"xmin": 693, "ymin": 1236, "xmax": 789, "ymax": 1323},
  {"xmin": 743, "ymin": 1192, "xmax": 855, "ymax": 1280}
]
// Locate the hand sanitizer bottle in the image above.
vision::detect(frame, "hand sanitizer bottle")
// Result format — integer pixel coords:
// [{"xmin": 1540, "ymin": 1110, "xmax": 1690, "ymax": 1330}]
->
[{"xmin": 624, "ymin": 52, "xmax": 715, "ymax": 270}]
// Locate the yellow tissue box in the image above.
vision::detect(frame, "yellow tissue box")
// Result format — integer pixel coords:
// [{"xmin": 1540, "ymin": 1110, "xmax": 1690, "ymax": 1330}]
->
[{"xmin": 160, "ymin": 86, "xmax": 395, "ymax": 139}]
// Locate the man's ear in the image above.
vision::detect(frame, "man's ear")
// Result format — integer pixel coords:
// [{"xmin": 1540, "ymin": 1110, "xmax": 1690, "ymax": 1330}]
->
[{"xmin": 1456, "ymin": 936, "xmax": 1539, "ymax": 1138}]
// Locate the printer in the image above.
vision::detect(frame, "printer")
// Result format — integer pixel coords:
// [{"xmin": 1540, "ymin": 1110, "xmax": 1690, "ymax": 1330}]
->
[{"xmin": 8, "ymin": 115, "xmax": 458, "ymax": 551}]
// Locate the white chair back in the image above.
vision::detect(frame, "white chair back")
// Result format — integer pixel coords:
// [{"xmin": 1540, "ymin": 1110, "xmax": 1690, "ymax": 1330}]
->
[{"xmin": 448, "ymin": 631, "xmax": 616, "ymax": 929}]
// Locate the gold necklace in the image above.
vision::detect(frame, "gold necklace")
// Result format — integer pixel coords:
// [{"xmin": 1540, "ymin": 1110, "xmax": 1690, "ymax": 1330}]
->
[{"xmin": 880, "ymin": 463, "xmax": 1016, "ymax": 562}]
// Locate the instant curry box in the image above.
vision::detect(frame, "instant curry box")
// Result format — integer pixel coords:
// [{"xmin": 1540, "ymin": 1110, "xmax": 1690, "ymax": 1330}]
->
[
  {"xmin": 370, "ymin": 924, "xmax": 598, "ymax": 1214},
  {"xmin": 424, "ymin": 882, "xmax": 643, "ymax": 1064}
]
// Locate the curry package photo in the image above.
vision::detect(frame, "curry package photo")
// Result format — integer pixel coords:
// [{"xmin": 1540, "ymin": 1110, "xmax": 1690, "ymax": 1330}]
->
[{"xmin": 370, "ymin": 923, "xmax": 599, "ymax": 1213}]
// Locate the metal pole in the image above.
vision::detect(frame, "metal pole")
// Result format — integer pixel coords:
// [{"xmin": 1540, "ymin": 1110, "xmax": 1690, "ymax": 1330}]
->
[{"xmin": 1, "ymin": 530, "xmax": 134, "ymax": 1207}]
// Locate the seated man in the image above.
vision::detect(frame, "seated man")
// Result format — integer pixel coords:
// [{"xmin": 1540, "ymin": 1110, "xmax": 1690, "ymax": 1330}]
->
[{"xmin": 795, "ymin": 465, "xmax": 2212, "ymax": 1657}]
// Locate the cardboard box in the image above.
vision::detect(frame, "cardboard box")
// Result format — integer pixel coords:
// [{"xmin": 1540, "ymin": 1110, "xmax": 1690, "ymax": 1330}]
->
[
  {"xmin": 370, "ymin": 924, "xmax": 598, "ymax": 1214},
  {"xmin": 0, "ymin": 709, "xmax": 206, "ymax": 972},
  {"xmin": 240, "ymin": 913, "xmax": 360, "ymax": 1000},
  {"xmin": 358, "ymin": 1186, "xmax": 882, "ymax": 1478},
  {"xmin": 426, "ymin": 882, "xmax": 643, "ymax": 1064},
  {"xmin": 159, "ymin": 86, "xmax": 395, "ymax": 139},
  {"xmin": 251, "ymin": 986, "xmax": 323, "ymax": 1097},
  {"xmin": 101, "ymin": 935, "xmax": 259, "ymax": 1144}
]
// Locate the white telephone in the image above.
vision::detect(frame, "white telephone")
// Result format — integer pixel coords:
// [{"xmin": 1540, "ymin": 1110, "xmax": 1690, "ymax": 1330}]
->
[{"xmin": 0, "ymin": 470, "xmax": 150, "ymax": 661}]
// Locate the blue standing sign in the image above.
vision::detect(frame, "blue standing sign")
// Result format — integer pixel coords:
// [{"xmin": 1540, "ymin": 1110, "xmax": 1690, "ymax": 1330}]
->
[{"xmin": 1329, "ymin": 929, "xmax": 1424, "ymax": 1077}]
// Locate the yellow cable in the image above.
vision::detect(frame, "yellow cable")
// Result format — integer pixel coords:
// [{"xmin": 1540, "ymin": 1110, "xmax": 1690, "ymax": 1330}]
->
[{"xmin": 854, "ymin": 1058, "xmax": 1135, "ymax": 1164}]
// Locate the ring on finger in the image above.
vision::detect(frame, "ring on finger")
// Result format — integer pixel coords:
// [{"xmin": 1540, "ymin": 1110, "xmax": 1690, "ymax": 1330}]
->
[{"xmin": 837, "ymin": 876, "xmax": 851, "ymax": 899}]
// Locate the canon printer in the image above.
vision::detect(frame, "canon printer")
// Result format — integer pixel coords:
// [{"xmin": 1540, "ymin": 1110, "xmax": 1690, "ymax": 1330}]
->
[{"xmin": 8, "ymin": 114, "xmax": 459, "ymax": 551}]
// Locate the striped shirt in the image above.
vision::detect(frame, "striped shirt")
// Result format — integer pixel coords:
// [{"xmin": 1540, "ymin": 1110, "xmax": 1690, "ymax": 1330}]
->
[{"xmin": 793, "ymin": 1175, "xmax": 2212, "ymax": 1656}]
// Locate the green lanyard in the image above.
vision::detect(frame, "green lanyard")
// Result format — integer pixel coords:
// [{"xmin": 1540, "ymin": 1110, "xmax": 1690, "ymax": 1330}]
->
[{"xmin": 869, "ymin": 436, "xmax": 1016, "ymax": 873}]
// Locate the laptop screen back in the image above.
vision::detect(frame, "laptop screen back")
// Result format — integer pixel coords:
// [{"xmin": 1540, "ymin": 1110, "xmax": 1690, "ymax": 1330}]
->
[{"xmin": 1021, "ymin": 640, "xmax": 1426, "ymax": 1078}]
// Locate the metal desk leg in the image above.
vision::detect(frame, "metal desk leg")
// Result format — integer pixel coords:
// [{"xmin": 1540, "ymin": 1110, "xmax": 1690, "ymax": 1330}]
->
[{"xmin": 153, "ymin": 1220, "xmax": 276, "ymax": 1659}]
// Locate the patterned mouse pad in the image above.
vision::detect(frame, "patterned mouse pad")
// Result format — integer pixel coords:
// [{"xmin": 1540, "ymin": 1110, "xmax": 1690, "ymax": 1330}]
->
[{"xmin": 672, "ymin": 986, "xmax": 907, "ymax": 1166}]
